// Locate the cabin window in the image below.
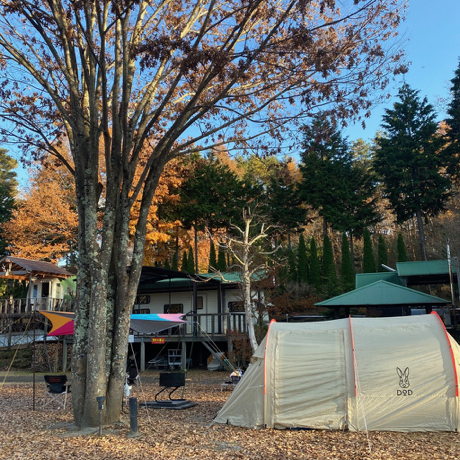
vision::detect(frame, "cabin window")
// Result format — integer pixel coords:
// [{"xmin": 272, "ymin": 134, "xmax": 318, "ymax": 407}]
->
[
  {"xmin": 196, "ymin": 296, "xmax": 204, "ymax": 310},
  {"xmin": 228, "ymin": 301, "xmax": 244, "ymax": 313},
  {"xmin": 135, "ymin": 295, "xmax": 150, "ymax": 305},
  {"xmin": 164, "ymin": 304, "xmax": 183, "ymax": 314}
]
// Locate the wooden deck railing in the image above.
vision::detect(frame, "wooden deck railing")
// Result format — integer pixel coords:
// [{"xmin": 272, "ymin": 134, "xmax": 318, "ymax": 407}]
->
[
  {"xmin": 0, "ymin": 299, "xmax": 248, "ymax": 336},
  {"xmin": 0, "ymin": 297, "xmax": 76, "ymax": 314},
  {"xmin": 159, "ymin": 313, "xmax": 248, "ymax": 337}
]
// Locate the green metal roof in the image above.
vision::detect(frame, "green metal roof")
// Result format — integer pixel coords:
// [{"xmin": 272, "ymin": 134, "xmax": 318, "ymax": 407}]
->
[
  {"xmin": 396, "ymin": 260, "xmax": 457, "ymax": 276},
  {"xmin": 396, "ymin": 260, "xmax": 458, "ymax": 286},
  {"xmin": 138, "ymin": 271, "xmax": 241, "ymax": 292},
  {"xmin": 315, "ymin": 280, "xmax": 449, "ymax": 307},
  {"xmin": 355, "ymin": 272, "xmax": 404, "ymax": 289}
]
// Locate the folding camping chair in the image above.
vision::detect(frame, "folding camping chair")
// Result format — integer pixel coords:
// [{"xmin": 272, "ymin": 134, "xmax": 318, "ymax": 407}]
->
[{"xmin": 43, "ymin": 375, "xmax": 71, "ymax": 410}]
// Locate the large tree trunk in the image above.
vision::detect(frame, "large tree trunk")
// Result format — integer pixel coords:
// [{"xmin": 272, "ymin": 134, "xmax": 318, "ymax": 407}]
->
[{"xmin": 71, "ymin": 146, "xmax": 163, "ymax": 427}]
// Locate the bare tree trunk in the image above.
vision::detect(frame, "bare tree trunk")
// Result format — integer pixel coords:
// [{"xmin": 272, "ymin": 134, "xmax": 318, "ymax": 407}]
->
[{"xmin": 241, "ymin": 216, "xmax": 258, "ymax": 353}]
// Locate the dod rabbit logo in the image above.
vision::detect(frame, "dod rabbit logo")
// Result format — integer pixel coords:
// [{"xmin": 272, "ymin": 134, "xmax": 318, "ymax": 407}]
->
[{"xmin": 396, "ymin": 367, "xmax": 413, "ymax": 396}]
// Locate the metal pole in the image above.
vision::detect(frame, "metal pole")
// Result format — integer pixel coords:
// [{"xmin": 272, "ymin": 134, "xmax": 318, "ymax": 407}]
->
[
  {"xmin": 32, "ymin": 311, "xmax": 36, "ymax": 411},
  {"xmin": 129, "ymin": 397, "xmax": 138, "ymax": 436},
  {"xmin": 96, "ymin": 396, "xmax": 106, "ymax": 436},
  {"xmin": 447, "ymin": 241, "xmax": 457, "ymax": 330}
]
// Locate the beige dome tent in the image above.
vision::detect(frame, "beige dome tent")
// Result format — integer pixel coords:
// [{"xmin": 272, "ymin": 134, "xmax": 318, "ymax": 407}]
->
[{"xmin": 214, "ymin": 314, "xmax": 460, "ymax": 431}]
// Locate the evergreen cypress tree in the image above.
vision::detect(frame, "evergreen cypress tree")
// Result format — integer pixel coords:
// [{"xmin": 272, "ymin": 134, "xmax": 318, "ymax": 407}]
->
[
  {"xmin": 180, "ymin": 251, "xmax": 188, "ymax": 272},
  {"xmin": 397, "ymin": 233, "xmax": 408, "ymax": 262},
  {"xmin": 309, "ymin": 237, "xmax": 321, "ymax": 291},
  {"xmin": 444, "ymin": 62, "xmax": 460, "ymax": 180},
  {"xmin": 362, "ymin": 229, "xmax": 376, "ymax": 273},
  {"xmin": 171, "ymin": 252, "xmax": 179, "ymax": 271},
  {"xmin": 322, "ymin": 233, "xmax": 337, "ymax": 290},
  {"xmin": 209, "ymin": 240, "xmax": 217, "ymax": 271},
  {"xmin": 297, "ymin": 233, "xmax": 309, "ymax": 284},
  {"xmin": 341, "ymin": 233, "xmax": 354, "ymax": 292},
  {"xmin": 187, "ymin": 247, "xmax": 195, "ymax": 274},
  {"xmin": 377, "ymin": 234, "xmax": 388, "ymax": 271},
  {"xmin": 288, "ymin": 247, "xmax": 297, "ymax": 283},
  {"xmin": 164, "ymin": 259, "xmax": 171, "ymax": 270},
  {"xmin": 217, "ymin": 244, "xmax": 227, "ymax": 272}
]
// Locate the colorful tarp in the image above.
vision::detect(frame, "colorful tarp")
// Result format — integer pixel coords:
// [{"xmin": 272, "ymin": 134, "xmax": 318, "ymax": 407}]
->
[{"xmin": 39, "ymin": 311, "xmax": 186, "ymax": 336}]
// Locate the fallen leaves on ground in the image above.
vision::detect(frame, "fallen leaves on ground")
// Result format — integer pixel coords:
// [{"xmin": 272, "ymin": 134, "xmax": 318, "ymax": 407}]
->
[{"xmin": 0, "ymin": 370, "xmax": 459, "ymax": 460}]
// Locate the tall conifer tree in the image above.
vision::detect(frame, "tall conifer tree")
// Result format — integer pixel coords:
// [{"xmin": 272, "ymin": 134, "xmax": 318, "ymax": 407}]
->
[
  {"xmin": 397, "ymin": 233, "xmax": 408, "ymax": 262},
  {"xmin": 187, "ymin": 247, "xmax": 195, "ymax": 274},
  {"xmin": 373, "ymin": 83, "xmax": 452, "ymax": 260},
  {"xmin": 444, "ymin": 62, "xmax": 460, "ymax": 179},
  {"xmin": 181, "ymin": 251, "xmax": 188, "ymax": 272},
  {"xmin": 217, "ymin": 244, "xmax": 227, "ymax": 272},
  {"xmin": 297, "ymin": 233, "xmax": 309, "ymax": 284},
  {"xmin": 171, "ymin": 252, "xmax": 179, "ymax": 271},
  {"xmin": 341, "ymin": 233, "xmax": 354, "ymax": 292},
  {"xmin": 288, "ymin": 247, "xmax": 297, "ymax": 283},
  {"xmin": 377, "ymin": 234, "xmax": 388, "ymax": 271},
  {"xmin": 322, "ymin": 234, "xmax": 337, "ymax": 291},
  {"xmin": 309, "ymin": 237, "xmax": 321, "ymax": 291},
  {"xmin": 363, "ymin": 229, "xmax": 376, "ymax": 273},
  {"xmin": 209, "ymin": 240, "xmax": 217, "ymax": 272}
]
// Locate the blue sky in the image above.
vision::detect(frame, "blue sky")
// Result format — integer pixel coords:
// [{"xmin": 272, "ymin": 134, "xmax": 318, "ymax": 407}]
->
[{"xmin": 344, "ymin": 0, "xmax": 460, "ymax": 143}]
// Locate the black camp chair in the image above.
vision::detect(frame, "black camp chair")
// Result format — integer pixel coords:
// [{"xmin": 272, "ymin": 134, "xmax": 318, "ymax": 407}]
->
[{"xmin": 43, "ymin": 375, "xmax": 71, "ymax": 410}]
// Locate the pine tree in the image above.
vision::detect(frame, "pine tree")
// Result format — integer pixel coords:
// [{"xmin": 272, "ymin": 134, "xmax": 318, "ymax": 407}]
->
[
  {"xmin": 363, "ymin": 229, "xmax": 376, "ymax": 273},
  {"xmin": 377, "ymin": 234, "xmax": 388, "ymax": 271},
  {"xmin": 444, "ymin": 62, "xmax": 460, "ymax": 180},
  {"xmin": 322, "ymin": 233, "xmax": 337, "ymax": 291},
  {"xmin": 297, "ymin": 233, "xmax": 309, "ymax": 284},
  {"xmin": 309, "ymin": 237, "xmax": 321, "ymax": 291},
  {"xmin": 209, "ymin": 240, "xmax": 217, "ymax": 272},
  {"xmin": 217, "ymin": 244, "xmax": 227, "ymax": 272},
  {"xmin": 287, "ymin": 247, "xmax": 297, "ymax": 283},
  {"xmin": 187, "ymin": 247, "xmax": 195, "ymax": 274},
  {"xmin": 299, "ymin": 115, "xmax": 380, "ymax": 239},
  {"xmin": 373, "ymin": 83, "xmax": 451, "ymax": 260},
  {"xmin": 341, "ymin": 233, "xmax": 354, "ymax": 292},
  {"xmin": 397, "ymin": 233, "xmax": 408, "ymax": 262}
]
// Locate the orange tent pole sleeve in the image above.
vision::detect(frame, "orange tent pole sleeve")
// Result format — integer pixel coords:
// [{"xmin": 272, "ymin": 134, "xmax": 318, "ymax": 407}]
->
[{"xmin": 431, "ymin": 311, "xmax": 459, "ymax": 397}]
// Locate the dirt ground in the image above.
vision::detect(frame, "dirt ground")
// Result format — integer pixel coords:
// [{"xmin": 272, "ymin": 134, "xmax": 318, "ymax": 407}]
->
[{"xmin": 0, "ymin": 370, "xmax": 459, "ymax": 460}]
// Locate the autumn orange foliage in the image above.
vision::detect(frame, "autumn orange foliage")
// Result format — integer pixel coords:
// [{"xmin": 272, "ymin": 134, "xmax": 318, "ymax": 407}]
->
[{"xmin": 2, "ymin": 159, "xmax": 78, "ymax": 263}]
